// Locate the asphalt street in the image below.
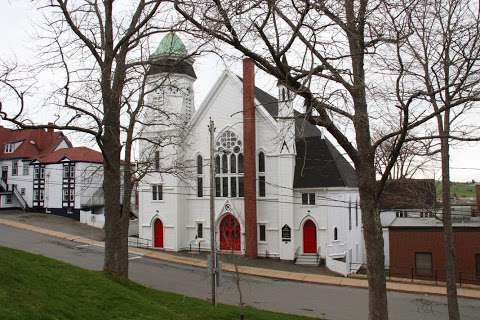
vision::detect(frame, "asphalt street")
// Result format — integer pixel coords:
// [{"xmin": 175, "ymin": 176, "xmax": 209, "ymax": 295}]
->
[{"xmin": 1, "ymin": 224, "xmax": 479, "ymax": 320}]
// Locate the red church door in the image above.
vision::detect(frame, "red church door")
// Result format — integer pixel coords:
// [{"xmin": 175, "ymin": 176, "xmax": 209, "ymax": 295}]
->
[
  {"xmin": 303, "ymin": 219, "xmax": 317, "ymax": 254},
  {"xmin": 220, "ymin": 214, "xmax": 241, "ymax": 251},
  {"xmin": 154, "ymin": 219, "xmax": 164, "ymax": 248}
]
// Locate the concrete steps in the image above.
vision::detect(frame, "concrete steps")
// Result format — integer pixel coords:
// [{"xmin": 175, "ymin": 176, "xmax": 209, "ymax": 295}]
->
[{"xmin": 295, "ymin": 254, "xmax": 319, "ymax": 266}]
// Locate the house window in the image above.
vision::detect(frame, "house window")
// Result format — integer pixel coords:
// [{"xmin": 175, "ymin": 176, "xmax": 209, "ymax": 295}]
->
[
  {"xmin": 230, "ymin": 177, "xmax": 237, "ymax": 197},
  {"xmin": 230, "ymin": 154, "xmax": 236, "ymax": 173},
  {"xmin": 197, "ymin": 223, "xmax": 203, "ymax": 239},
  {"xmin": 222, "ymin": 177, "xmax": 228, "ymax": 197},
  {"xmin": 258, "ymin": 176, "xmax": 266, "ymax": 197},
  {"xmin": 154, "ymin": 150, "xmax": 160, "ymax": 171},
  {"xmin": 349, "ymin": 201, "xmax": 352, "ymax": 230},
  {"xmin": 355, "ymin": 200, "xmax": 359, "ymax": 227},
  {"xmin": 20, "ymin": 188, "xmax": 25, "ymax": 196},
  {"xmin": 4, "ymin": 143, "xmax": 14, "ymax": 153},
  {"xmin": 302, "ymin": 192, "xmax": 315, "ymax": 205},
  {"xmin": 152, "ymin": 185, "xmax": 163, "ymax": 201},
  {"xmin": 34, "ymin": 189, "xmax": 39, "ymax": 201},
  {"xmin": 415, "ymin": 252, "xmax": 433, "ymax": 276},
  {"xmin": 258, "ymin": 152, "xmax": 265, "ymax": 173},
  {"xmin": 12, "ymin": 160, "xmax": 18, "ymax": 176},
  {"xmin": 40, "ymin": 167, "xmax": 45, "ymax": 179},
  {"xmin": 259, "ymin": 224, "xmax": 266, "ymax": 242},
  {"xmin": 334, "ymin": 227, "xmax": 338, "ymax": 240},
  {"xmin": 396, "ymin": 210, "xmax": 408, "ymax": 218},
  {"xmin": 22, "ymin": 162, "xmax": 29, "ymax": 175},
  {"xmin": 5, "ymin": 194, "xmax": 12, "ymax": 204},
  {"xmin": 39, "ymin": 189, "xmax": 45, "ymax": 201},
  {"xmin": 196, "ymin": 155, "xmax": 203, "ymax": 174},
  {"xmin": 238, "ymin": 177, "xmax": 244, "ymax": 197},
  {"xmin": 197, "ymin": 177, "xmax": 203, "ymax": 197},
  {"xmin": 215, "ymin": 177, "xmax": 221, "ymax": 197},
  {"xmin": 69, "ymin": 189, "xmax": 74, "ymax": 201},
  {"xmin": 34, "ymin": 167, "xmax": 40, "ymax": 179}
]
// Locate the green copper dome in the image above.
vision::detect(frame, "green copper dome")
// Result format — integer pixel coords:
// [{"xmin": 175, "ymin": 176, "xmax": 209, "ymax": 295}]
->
[{"xmin": 152, "ymin": 32, "xmax": 187, "ymax": 58}]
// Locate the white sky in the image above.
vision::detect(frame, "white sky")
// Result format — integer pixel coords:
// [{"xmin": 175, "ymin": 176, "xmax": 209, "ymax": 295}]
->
[{"xmin": 1, "ymin": 1, "xmax": 479, "ymax": 182}]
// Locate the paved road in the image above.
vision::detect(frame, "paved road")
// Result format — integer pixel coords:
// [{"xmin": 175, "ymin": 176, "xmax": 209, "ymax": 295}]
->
[{"xmin": 1, "ymin": 224, "xmax": 479, "ymax": 320}]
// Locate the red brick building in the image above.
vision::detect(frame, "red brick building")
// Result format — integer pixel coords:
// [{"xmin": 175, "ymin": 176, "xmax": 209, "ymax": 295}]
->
[{"xmin": 389, "ymin": 226, "xmax": 480, "ymax": 284}]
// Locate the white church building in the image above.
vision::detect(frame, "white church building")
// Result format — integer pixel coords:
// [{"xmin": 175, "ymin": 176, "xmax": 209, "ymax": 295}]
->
[{"xmin": 137, "ymin": 33, "xmax": 365, "ymax": 274}]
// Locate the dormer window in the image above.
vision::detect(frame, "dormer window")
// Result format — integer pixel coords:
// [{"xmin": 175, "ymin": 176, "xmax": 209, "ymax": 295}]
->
[{"xmin": 4, "ymin": 143, "xmax": 14, "ymax": 153}]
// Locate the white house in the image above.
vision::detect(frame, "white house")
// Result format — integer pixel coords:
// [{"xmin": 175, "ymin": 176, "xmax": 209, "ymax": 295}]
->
[
  {"xmin": 30, "ymin": 146, "xmax": 105, "ymax": 220},
  {"xmin": 137, "ymin": 33, "xmax": 364, "ymax": 274},
  {"xmin": 0, "ymin": 126, "xmax": 71, "ymax": 210}
]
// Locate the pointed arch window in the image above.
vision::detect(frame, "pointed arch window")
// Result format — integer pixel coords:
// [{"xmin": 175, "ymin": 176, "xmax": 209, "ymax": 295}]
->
[
  {"xmin": 258, "ymin": 151, "xmax": 266, "ymax": 197},
  {"xmin": 214, "ymin": 129, "xmax": 244, "ymax": 198},
  {"xmin": 196, "ymin": 155, "xmax": 203, "ymax": 197},
  {"xmin": 238, "ymin": 154, "xmax": 244, "ymax": 173},
  {"xmin": 196, "ymin": 155, "xmax": 203, "ymax": 174}
]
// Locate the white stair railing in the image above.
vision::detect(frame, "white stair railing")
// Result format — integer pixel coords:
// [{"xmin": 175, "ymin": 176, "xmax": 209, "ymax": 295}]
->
[{"xmin": 12, "ymin": 186, "xmax": 28, "ymax": 209}]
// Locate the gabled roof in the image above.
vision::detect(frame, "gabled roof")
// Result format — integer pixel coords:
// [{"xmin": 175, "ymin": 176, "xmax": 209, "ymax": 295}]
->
[
  {"xmin": 251, "ymin": 85, "xmax": 358, "ymax": 188},
  {"xmin": 0, "ymin": 126, "xmax": 71, "ymax": 160},
  {"xmin": 379, "ymin": 179, "xmax": 436, "ymax": 210},
  {"xmin": 34, "ymin": 147, "xmax": 103, "ymax": 164}
]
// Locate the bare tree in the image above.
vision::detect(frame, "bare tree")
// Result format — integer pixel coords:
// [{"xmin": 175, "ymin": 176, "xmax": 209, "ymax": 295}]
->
[
  {"xmin": 374, "ymin": 128, "xmax": 439, "ymax": 180},
  {"xmin": 0, "ymin": 0, "xmax": 204, "ymax": 279},
  {"xmin": 172, "ymin": 1, "xmax": 458, "ymax": 318},
  {"xmin": 391, "ymin": 1, "xmax": 480, "ymax": 318}
]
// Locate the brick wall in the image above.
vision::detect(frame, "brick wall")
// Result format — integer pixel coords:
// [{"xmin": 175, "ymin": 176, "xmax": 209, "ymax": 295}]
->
[
  {"xmin": 242, "ymin": 58, "xmax": 258, "ymax": 258},
  {"xmin": 389, "ymin": 227, "xmax": 480, "ymax": 283}
]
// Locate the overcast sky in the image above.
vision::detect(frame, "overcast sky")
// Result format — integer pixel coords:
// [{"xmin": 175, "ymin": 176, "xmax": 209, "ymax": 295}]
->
[{"xmin": 1, "ymin": 1, "xmax": 479, "ymax": 182}]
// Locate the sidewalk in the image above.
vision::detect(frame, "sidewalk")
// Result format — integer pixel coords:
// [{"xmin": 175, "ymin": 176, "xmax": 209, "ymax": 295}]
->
[{"xmin": 1, "ymin": 217, "xmax": 479, "ymax": 300}]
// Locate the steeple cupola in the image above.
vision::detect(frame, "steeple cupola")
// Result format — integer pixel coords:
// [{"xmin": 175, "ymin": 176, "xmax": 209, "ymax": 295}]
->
[{"xmin": 148, "ymin": 32, "xmax": 196, "ymax": 79}]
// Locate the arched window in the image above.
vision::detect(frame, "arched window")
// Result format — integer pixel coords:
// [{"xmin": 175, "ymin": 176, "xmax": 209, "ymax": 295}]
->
[
  {"xmin": 258, "ymin": 152, "xmax": 265, "ymax": 173},
  {"xmin": 214, "ymin": 129, "xmax": 244, "ymax": 198},
  {"xmin": 230, "ymin": 154, "xmax": 236, "ymax": 173},
  {"xmin": 196, "ymin": 155, "xmax": 203, "ymax": 174},
  {"xmin": 238, "ymin": 153, "xmax": 244, "ymax": 173},
  {"xmin": 222, "ymin": 154, "xmax": 228, "ymax": 173},
  {"xmin": 196, "ymin": 155, "xmax": 203, "ymax": 197},
  {"xmin": 334, "ymin": 227, "xmax": 338, "ymax": 241},
  {"xmin": 215, "ymin": 155, "xmax": 220, "ymax": 174}
]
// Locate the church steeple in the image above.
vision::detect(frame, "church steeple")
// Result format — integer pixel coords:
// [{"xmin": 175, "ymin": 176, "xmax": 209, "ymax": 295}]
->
[{"xmin": 148, "ymin": 32, "xmax": 196, "ymax": 79}]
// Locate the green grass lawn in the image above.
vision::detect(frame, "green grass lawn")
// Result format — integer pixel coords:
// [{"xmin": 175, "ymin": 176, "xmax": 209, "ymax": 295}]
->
[
  {"xmin": 0, "ymin": 246, "xmax": 317, "ymax": 320},
  {"xmin": 436, "ymin": 181, "xmax": 476, "ymax": 199}
]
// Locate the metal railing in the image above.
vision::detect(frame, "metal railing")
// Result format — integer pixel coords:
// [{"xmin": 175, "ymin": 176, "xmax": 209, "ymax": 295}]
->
[
  {"xmin": 128, "ymin": 236, "xmax": 152, "ymax": 248},
  {"xmin": 349, "ymin": 263, "xmax": 480, "ymax": 286}
]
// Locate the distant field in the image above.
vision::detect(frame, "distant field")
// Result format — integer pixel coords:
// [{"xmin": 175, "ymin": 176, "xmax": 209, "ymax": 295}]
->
[{"xmin": 436, "ymin": 181, "xmax": 477, "ymax": 199}]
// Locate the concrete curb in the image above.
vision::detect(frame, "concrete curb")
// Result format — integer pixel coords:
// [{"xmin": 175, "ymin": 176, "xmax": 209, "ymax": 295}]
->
[{"xmin": 1, "ymin": 218, "xmax": 479, "ymax": 300}]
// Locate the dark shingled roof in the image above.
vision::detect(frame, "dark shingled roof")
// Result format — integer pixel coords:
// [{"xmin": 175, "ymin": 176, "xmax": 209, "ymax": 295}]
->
[
  {"xmin": 147, "ymin": 58, "xmax": 197, "ymax": 79},
  {"xmin": 379, "ymin": 179, "xmax": 436, "ymax": 210},
  {"xmin": 250, "ymin": 82, "xmax": 357, "ymax": 188}
]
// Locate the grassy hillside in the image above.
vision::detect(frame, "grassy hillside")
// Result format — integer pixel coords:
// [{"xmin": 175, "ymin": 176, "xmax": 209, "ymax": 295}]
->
[
  {"xmin": 0, "ymin": 246, "xmax": 317, "ymax": 320},
  {"xmin": 436, "ymin": 181, "xmax": 477, "ymax": 199}
]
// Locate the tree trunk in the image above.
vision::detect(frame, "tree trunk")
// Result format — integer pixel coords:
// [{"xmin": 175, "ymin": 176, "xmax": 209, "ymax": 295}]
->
[
  {"xmin": 441, "ymin": 136, "xmax": 461, "ymax": 320},
  {"xmin": 357, "ymin": 160, "xmax": 389, "ymax": 320},
  {"xmin": 102, "ymin": 94, "xmax": 129, "ymax": 278}
]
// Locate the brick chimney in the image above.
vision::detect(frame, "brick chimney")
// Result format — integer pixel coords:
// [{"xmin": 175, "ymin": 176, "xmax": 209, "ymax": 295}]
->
[
  {"xmin": 243, "ymin": 58, "xmax": 258, "ymax": 258},
  {"xmin": 476, "ymin": 184, "xmax": 480, "ymax": 216}
]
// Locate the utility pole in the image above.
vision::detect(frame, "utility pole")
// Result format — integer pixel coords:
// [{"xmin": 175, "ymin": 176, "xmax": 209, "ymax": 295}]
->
[{"xmin": 208, "ymin": 117, "xmax": 217, "ymax": 306}]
